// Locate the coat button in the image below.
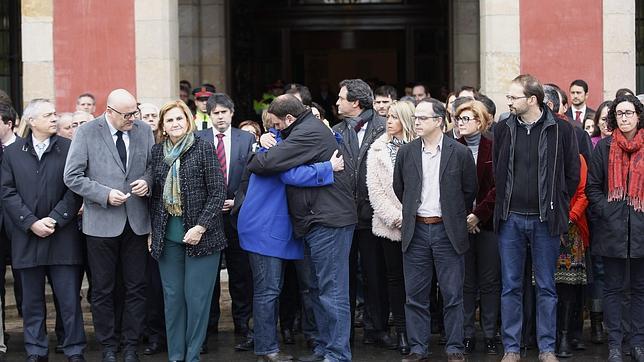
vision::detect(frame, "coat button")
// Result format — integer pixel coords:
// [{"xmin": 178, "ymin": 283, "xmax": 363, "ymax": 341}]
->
[
  {"xmin": 19, "ymin": 216, "xmax": 24, "ymax": 220},
  {"xmin": 63, "ymin": 213, "xmax": 68, "ymax": 217}
]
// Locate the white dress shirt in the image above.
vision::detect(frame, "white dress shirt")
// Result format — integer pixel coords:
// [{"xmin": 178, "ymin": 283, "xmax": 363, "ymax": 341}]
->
[
  {"xmin": 357, "ymin": 121, "xmax": 369, "ymax": 148},
  {"xmin": 32, "ymin": 135, "xmax": 50, "ymax": 160},
  {"xmin": 213, "ymin": 126, "xmax": 232, "ymax": 180},
  {"xmin": 571, "ymin": 104, "xmax": 587, "ymax": 122},
  {"xmin": 417, "ymin": 135, "xmax": 443, "ymax": 217},
  {"xmin": 106, "ymin": 118, "xmax": 130, "ymax": 160}
]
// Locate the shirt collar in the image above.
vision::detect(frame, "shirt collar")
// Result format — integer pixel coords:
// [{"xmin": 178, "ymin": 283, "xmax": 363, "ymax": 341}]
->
[
  {"xmin": 214, "ymin": 125, "xmax": 232, "ymax": 138},
  {"xmin": 571, "ymin": 104, "xmax": 586, "ymax": 113},
  {"xmin": 106, "ymin": 116, "xmax": 128, "ymax": 136},
  {"xmin": 421, "ymin": 133, "xmax": 443, "ymax": 154},
  {"xmin": 31, "ymin": 134, "xmax": 50, "ymax": 149}
]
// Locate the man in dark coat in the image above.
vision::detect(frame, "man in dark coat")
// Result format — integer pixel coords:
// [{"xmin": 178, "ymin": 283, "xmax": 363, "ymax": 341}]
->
[
  {"xmin": 332, "ymin": 79, "xmax": 393, "ymax": 346},
  {"xmin": 393, "ymin": 98, "xmax": 477, "ymax": 362},
  {"xmin": 1, "ymin": 99, "xmax": 85, "ymax": 361}
]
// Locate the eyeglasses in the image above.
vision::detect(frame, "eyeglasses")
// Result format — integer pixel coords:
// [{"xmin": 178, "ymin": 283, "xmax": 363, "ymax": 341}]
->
[
  {"xmin": 505, "ymin": 95, "xmax": 528, "ymax": 102},
  {"xmin": 616, "ymin": 110, "xmax": 636, "ymax": 118},
  {"xmin": 455, "ymin": 116, "xmax": 478, "ymax": 124},
  {"xmin": 412, "ymin": 115, "xmax": 441, "ymax": 121},
  {"xmin": 108, "ymin": 106, "xmax": 141, "ymax": 120}
]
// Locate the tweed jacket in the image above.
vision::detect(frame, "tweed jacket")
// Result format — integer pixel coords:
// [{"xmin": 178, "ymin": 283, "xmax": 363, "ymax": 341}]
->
[
  {"xmin": 149, "ymin": 136, "xmax": 227, "ymax": 259},
  {"xmin": 366, "ymin": 134, "xmax": 402, "ymax": 241}
]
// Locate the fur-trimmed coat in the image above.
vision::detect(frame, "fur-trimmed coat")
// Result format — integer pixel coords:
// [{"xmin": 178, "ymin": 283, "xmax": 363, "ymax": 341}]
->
[{"xmin": 366, "ymin": 134, "xmax": 402, "ymax": 241}]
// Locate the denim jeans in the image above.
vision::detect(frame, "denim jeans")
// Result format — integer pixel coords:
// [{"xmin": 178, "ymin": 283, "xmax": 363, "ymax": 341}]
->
[
  {"xmin": 403, "ymin": 222, "xmax": 465, "ymax": 356},
  {"xmin": 248, "ymin": 252, "xmax": 285, "ymax": 355},
  {"xmin": 498, "ymin": 213, "xmax": 559, "ymax": 353},
  {"xmin": 603, "ymin": 257, "xmax": 644, "ymax": 350},
  {"xmin": 303, "ymin": 224, "xmax": 354, "ymax": 362}
]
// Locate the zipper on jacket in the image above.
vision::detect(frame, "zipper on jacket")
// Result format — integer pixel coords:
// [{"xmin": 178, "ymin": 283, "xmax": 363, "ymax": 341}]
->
[
  {"xmin": 550, "ymin": 123, "xmax": 559, "ymax": 211},
  {"xmin": 503, "ymin": 122, "xmax": 514, "ymax": 219}
]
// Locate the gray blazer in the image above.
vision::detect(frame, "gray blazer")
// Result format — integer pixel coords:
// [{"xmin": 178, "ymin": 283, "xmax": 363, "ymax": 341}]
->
[{"xmin": 64, "ymin": 116, "xmax": 155, "ymax": 237}]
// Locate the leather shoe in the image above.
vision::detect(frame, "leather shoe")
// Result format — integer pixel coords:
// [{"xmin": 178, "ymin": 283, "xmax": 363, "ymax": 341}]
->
[
  {"xmin": 123, "ymin": 350, "xmax": 140, "ymax": 362},
  {"xmin": 143, "ymin": 341, "xmax": 165, "ymax": 355},
  {"xmin": 101, "ymin": 350, "xmax": 117, "ymax": 362},
  {"xmin": 463, "ymin": 337, "xmax": 475, "ymax": 354},
  {"xmin": 297, "ymin": 353, "xmax": 325, "ymax": 362},
  {"xmin": 282, "ymin": 329, "xmax": 295, "ymax": 344},
  {"xmin": 401, "ymin": 353, "xmax": 428, "ymax": 362},
  {"xmin": 26, "ymin": 356, "xmax": 48, "ymax": 362},
  {"xmin": 258, "ymin": 351, "xmax": 294, "ymax": 361},
  {"xmin": 235, "ymin": 336, "xmax": 254, "ymax": 351},
  {"xmin": 485, "ymin": 338, "xmax": 498, "ymax": 355},
  {"xmin": 68, "ymin": 355, "xmax": 85, "ymax": 362},
  {"xmin": 447, "ymin": 352, "xmax": 465, "ymax": 361}
]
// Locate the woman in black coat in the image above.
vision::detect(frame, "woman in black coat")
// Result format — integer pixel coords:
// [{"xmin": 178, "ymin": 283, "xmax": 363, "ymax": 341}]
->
[
  {"xmin": 586, "ymin": 94, "xmax": 644, "ymax": 362},
  {"xmin": 149, "ymin": 100, "xmax": 226, "ymax": 362}
]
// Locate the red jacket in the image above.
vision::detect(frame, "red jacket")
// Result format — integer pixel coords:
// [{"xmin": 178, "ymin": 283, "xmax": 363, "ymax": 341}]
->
[{"xmin": 570, "ymin": 155, "xmax": 590, "ymax": 247}]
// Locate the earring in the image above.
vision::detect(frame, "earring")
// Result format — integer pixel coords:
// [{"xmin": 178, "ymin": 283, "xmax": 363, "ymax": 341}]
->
[{"xmin": 162, "ymin": 131, "xmax": 167, "ymax": 136}]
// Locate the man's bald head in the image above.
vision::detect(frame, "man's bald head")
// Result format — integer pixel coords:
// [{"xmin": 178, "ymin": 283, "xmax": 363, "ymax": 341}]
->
[{"xmin": 105, "ymin": 89, "xmax": 139, "ymax": 132}]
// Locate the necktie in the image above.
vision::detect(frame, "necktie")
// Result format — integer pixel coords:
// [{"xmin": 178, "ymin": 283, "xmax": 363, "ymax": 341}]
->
[
  {"xmin": 216, "ymin": 133, "xmax": 227, "ymax": 185},
  {"xmin": 35, "ymin": 143, "xmax": 46, "ymax": 160},
  {"xmin": 115, "ymin": 130, "xmax": 127, "ymax": 169},
  {"xmin": 354, "ymin": 118, "xmax": 366, "ymax": 133},
  {"xmin": 575, "ymin": 111, "xmax": 581, "ymax": 123}
]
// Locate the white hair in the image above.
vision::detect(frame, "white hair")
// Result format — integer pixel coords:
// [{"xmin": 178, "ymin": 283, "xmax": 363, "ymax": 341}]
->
[{"xmin": 22, "ymin": 98, "xmax": 52, "ymax": 121}]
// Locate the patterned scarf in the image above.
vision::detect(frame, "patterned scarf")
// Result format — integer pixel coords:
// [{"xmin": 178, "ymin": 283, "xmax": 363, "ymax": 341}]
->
[
  {"xmin": 608, "ymin": 128, "xmax": 644, "ymax": 212},
  {"xmin": 163, "ymin": 133, "xmax": 195, "ymax": 216},
  {"xmin": 387, "ymin": 137, "xmax": 406, "ymax": 165}
]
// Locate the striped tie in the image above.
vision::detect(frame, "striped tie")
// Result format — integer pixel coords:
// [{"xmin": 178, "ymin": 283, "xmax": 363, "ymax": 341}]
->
[{"xmin": 216, "ymin": 133, "xmax": 227, "ymax": 185}]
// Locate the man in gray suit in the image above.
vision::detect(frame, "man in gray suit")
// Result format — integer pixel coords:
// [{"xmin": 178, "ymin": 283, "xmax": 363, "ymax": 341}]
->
[{"xmin": 64, "ymin": 89, "xmax": 155, "ymax": 362}]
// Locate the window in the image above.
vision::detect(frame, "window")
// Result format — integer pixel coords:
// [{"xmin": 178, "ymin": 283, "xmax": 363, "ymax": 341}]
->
[
  {"xmin": 0, "ymin": 0, "xmax": 21, "ymax": 112},
  {"xmin": 637, "ymin": 0, "xmax": 643, "ymax": 94}
]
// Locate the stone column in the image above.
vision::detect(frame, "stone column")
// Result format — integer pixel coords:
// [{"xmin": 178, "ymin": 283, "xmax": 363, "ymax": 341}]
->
[
  {"xmin": 452, "ymin": 0, "xmax": 480, "ymax": 90},
  {"xmin": 603, "ymin": 0, "xmax": 636, "ymax": 100},
  {"xmin": 479, "ymin": 0, "xmax": 520, "ymax": 118},
  {"xmin": 21, "ymin": 0, "xmax": 54, "ymax": 105},
  {"xmin": 135, "ymin": 0, "xmax": 180, "ymax": 107}
]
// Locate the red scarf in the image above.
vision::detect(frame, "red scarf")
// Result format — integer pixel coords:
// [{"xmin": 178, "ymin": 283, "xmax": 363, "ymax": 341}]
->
[{"xmin": 608, "ymin": 128, "xmax": 644, "ymax": 212}]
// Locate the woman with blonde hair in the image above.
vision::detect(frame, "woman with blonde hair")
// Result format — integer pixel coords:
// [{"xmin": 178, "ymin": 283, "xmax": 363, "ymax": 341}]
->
[
  {"xmin": 454, "ymin": 99, "xmax": 501, "ymax": 355},
  {"xmin": 366, "ymin": 100, "xmax": 416, "ymax": 355},
  {"xmin": 149, "ymin": 100, "xmax": 226, "ymax": 362}
]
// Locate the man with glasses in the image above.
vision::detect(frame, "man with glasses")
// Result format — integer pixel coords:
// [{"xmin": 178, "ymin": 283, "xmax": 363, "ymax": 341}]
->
[
  {"xmin": 393, "ymin": 97, "xmax": 477, "ymax": 362},
  {"xmin": 494, "ymin": 75, "xmax": 580, "ymax": 362},
  {"xmin": 64, "ymin": 89, "xmax": 155, "ymax": 362}
]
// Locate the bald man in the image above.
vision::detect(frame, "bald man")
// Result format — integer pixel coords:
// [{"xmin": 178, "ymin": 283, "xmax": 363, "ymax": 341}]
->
[{"xmin": 64, "ymin": 89, "xmax": 155, "ymax": 362}]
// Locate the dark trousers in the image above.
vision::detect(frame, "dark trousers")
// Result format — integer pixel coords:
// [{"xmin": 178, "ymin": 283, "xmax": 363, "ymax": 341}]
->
[
  {"xmin": 404, "ymin": 222, "xmax": 465, "ymax": 356},
  {"xmin": 145, "ymin": 253, "xmax": 166, "ymax": 344},
  {"xmin": 279, "ymin": 261, "xmax": 300, "ymax": 332},
  {"xmin": 86, "ymin": 223, "xmax": 148, "ymax": 352},
  {"xmin": 349, "ymin": 229, "xmax": 389, "ymax": 336},
  {"xmin": 463, "ymin": 229, "xmax": 501, "ymax": 339},
  {"xmin": 603, "ymin": 257, "xmax": 644, "ymax": 349},
  {"xmin": 279, "ymin": 259, "xmax": 319, "ymax": 341},
  {"xmin": 208, "ymin": 220, "xmax": 253, "ymax": 338},
  {"xmin": 20, "ymin": 265, "xmax": 86, "ymax": 357},
  {"xmin": 0, "ymin": 230, "xmax": 22, "ymax": 322},
  {"xmin": 381, "ymin": 238, "xmax": 406, "ymax": 333}
]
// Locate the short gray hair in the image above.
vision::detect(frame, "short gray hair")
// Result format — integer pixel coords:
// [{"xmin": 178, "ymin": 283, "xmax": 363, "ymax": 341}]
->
[{"xmin": 22, "ymin": 98, "xmax": 52, "ymax": 121}]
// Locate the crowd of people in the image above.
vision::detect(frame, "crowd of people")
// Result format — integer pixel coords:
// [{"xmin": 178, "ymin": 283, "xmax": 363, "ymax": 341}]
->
[{"xmin": 0, "ymin": 74, "xmax": 641, "ymax": 362}]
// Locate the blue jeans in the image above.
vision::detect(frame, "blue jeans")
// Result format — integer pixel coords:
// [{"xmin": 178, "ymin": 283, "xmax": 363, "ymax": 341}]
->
[
  {"xmin": 403, "ymin": 222, "xmax": 465, "ymax": 357},
  {"xmin": 248, "ymin": 252, "xmax": 285, "ymax": 355},
  {"xmin": 498, "ymin": 213, "xmax": 559, "ymax": 353},
  {"xmin": 303, "ymin": 224, "xmax": 354, "ymax": 362}
]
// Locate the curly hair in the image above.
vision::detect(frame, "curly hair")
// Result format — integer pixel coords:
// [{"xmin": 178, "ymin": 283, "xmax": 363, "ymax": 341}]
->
[
  {"xmin": 606, "ymin": 94, "xmax": 644, "ymax": 132},
  {"xmin": 339, "ymin": 79, "xmax": 374, "ymax": 110}
]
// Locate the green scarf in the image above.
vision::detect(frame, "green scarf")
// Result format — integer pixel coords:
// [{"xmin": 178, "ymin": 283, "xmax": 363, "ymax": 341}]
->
[{"xmin": 163, "ymin": 133, "xmax": 195, "ymax": 216}]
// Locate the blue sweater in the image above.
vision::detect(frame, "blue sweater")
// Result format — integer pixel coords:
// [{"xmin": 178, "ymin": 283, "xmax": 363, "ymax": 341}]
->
[{"xmin": 238, "ymin": 131, "xmax": 335, "ymax": 259}]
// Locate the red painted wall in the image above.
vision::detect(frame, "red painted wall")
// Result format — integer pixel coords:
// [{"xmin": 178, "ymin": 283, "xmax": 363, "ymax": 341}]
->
[
  {"xmin": 520, "ymin": 0, "xmax": 603, "ymax": 109},
  {"xmin": 53, "ymin": 0, "xmax": 136, "ymax": 113}
]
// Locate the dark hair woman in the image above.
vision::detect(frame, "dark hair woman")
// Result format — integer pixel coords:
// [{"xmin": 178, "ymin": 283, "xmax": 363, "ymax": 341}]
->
[
  {"xmin": 586, "ymin": 94, "xmax": 644, "ymax": 362},
  {"xmin": 150, "ymin": 100, "xmax": 226, "ymax": 362}
]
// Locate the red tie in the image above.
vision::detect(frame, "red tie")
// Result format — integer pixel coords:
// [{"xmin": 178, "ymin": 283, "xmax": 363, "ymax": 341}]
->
[
  {"xmin": 216, "ymin": 133, "xmax": 227, "ymax": 185},
  {"xmin": 575, "ymin": 111, "xmax": 581, "ymax": 123}
]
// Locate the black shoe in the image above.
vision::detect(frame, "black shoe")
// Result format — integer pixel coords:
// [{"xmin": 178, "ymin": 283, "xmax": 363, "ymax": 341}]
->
[
  {"xmin": 463, "ymin": 337, "xmax": 475, "ymax": 354},
  {"xmin": 123, "ymin": 351, "xmax": 139, "ymax": 362},
  {"xmin": 26, "ymin": 356, "xmax": 48, "ymax": 362},
  {"xmin": 297, "ymin": 353, "xmax": 325, "ymax": 362},
  {"xmin": 55, "ymin": 345, "xmax": 64, "ymax": 354},
  {"xmin": 235, "ymin": 336, "xmax": 254, "ymax": 351},
  {"xmin": 282, "ymin": 329, "xmax": 295, "ymax": 345},
  {"xmin": 102, "ymin": 351, "xmax": 117, "ymax": 362},
  {"xmin": 446, "ymin": 352, "xmax": 465, "ymax": 361},
  {"xmin": 258, "ymin": 351, "xmax": 294, "ymax": 362},
  {"xmin": 608, "ymin": 348, "xmax": 623, "ymax": 362},
  {"xmin": 397, "ymin": 331, "xmax": 410, "ymax": 355},
  {"xmin": 143, "ymin": 341, "xmax": 165, "ymax": 355},
  {"xmin": 556, "ymin": 330, "xmax": 573, "ymax": 358},
  {"xmin": 401, "ymin": 353, "xmax": 428, "ymax": 362},
  {"xmin": 485, "ymin": 338, "xmax": 498, "ymax": 355},
  {"xmin": 374, "ymin": 333, "xmax": 398, "ymax": 349},
  {"xmin": 632, "ymin": 346, "xmax": 644, "ymax": 362},
  {"xmin": 68, "ymin": 355, "xmax": 85, "ymax": 362}
]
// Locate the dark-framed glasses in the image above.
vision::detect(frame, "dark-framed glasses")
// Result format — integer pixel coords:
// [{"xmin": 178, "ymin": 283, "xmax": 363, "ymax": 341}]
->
[
  {"xmin": 505, "ymin": 95, "xmax": 528, "ymax": 102},
  {"xmin": 412, "ymin": 115, "xmax": 441, "ymax": 121},
  {"xmin": 108, "ymin": 105, "xmax": 141, "ymax": 120},
  {"xmin": 455, "ymin": 116, "xmax": 478, "ymax": 124},
  {"xmin": 616, "ymin": 110, "xmax": 636, "ymax": 118}
]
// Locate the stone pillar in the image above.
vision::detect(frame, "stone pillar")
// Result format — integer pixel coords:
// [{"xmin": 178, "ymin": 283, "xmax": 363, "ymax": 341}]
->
[
  {"xmin": 452, "ymin": 0, "xmax": 480, "ymax": 90},
  {"xmin": 479, "ymin": 0, "xmax": 520, "ymax": 118},
  {"xmin": 135, "ymin": 0, "xmax": 180, "ymax": 107},
  {"xmin": 603, "ymin": 0, "xmax": 636, "ymax": 100},
  {"xmin": 21, "ymin": 0, "xmax": 54, "ymax": 105},
  {"xmin": 179, "ymin": 0, "xmax": 228, "ymax": 93}
]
